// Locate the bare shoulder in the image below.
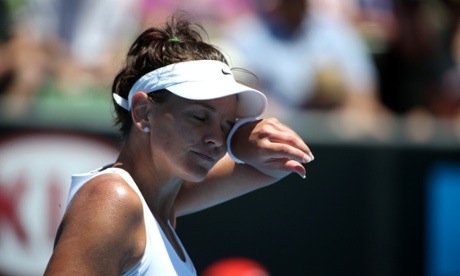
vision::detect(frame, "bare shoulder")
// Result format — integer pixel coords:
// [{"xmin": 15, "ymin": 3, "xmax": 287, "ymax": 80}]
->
[
  {"xmin": 70, "ymin": 172, "xmax": 143, "ymax": 216},
  {"xmin": 66, "ymin": 172, "xmax": 144, "ymax": 232},
  {"xmin": 45, "ymin": 172, "xmax": 145, "ymax": 275}
]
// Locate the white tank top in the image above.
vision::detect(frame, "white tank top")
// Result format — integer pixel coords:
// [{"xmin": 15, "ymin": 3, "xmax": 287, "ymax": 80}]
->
[{"xmin": 67, "ymin": 166, "xmax": 197, "ymax": 276}]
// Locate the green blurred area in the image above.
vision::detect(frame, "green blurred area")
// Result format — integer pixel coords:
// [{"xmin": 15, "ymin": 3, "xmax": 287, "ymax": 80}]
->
[{"xmin": 0, "ymin": 80, "xmax": 114, "ymax": 133}]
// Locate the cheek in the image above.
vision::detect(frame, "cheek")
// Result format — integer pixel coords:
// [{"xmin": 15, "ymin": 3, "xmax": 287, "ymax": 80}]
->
[
  {"xmin": 152, "ymin": 120, "xmax": 197, "ymax": 155},
  {"xmin": 152, "ymin": 113, "xmax": 186, "ymax": 145},
  {"xmin": 173, "ymin": 124, "xmax": 198, "ymax": 145}
]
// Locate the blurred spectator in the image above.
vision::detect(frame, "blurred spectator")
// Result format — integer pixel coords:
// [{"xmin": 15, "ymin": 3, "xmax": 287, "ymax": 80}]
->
[
  {"xmin": 135, "ymin": 0, "xmax": 243, "ymax": 28},
  {"xmin": 0, "ymin": 0, "xmax": 13, "ymax": 95},
  {"xmin": 24, "ymin": 0, "xmax": 139, "ymax": 91},
  {"xmin": 138, "ymin": 0, "xmax": 253, "ymax": 39},
  {"xmin": 0, "ymin": 0, "xmax": 141, "ymax": 118},
  {"xmin": 355, "ymin": 0, "xmax": 397, "ymax": 54},
  {"xmin": 368, "ymin": 0, "xmax": 460, "ymax": 140},
  {"xmin": 225, "ymin": 0, "xmax": 388, "ymax": 139},
  {"xmin": 0, "ymin": 0, "xmax": 51, "ymax": 118},
  {"xmin": 374, "ymin": 0, "xmax": 460, "ymax": 119}
]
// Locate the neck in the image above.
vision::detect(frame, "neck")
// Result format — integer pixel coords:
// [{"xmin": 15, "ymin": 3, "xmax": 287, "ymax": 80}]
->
[{"xmin": 114, "ymin": 136, "xmax": 183, "ymax": 224}]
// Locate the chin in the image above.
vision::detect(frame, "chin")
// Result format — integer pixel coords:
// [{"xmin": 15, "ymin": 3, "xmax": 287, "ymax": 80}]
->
[
  {"xmin": 181, "ymin": 167, "xmax": 210, "ymax": 183},
  {"xmin": 178, "ymin": 157, "xmax": 215, "ymax": 182}
]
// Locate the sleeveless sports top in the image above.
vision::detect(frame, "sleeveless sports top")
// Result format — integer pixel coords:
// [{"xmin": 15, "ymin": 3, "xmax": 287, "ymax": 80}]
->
[{"xmin": 67, "ymin": 166, "xmax": 197, "ymax": 276}]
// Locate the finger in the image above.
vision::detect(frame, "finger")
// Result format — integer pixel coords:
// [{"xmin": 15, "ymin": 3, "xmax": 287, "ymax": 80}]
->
[
  {"xmin": 262, "ymin": 142, "xmax": 313, "ymax": 164},
  {"xmin": 257, "ymin": 118, "xmax": 313, "ymax": 157},
  {"xmin": 263, "ymin": 158, "xmax": 307, "ymax": 179},
  {"xmin": 267, "ymin": 131, "xmax": 313, "ymax": 160}
]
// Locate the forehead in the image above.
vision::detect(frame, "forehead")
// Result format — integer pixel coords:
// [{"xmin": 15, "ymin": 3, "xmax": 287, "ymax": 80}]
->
[{"xmin": 168, "ymin": 94, "xmax": 238, "ymax": 114}]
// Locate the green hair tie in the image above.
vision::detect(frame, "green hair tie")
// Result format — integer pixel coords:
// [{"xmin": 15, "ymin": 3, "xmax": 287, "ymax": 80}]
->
[{"xmin": 168, "ymin": 37, "xmax": 181, "ymax": 43}]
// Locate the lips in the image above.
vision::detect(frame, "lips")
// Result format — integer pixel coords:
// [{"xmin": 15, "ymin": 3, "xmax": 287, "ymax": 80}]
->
[{"xmin": 192, "ymin": 151, "xmax": 216, "ymax": 163}]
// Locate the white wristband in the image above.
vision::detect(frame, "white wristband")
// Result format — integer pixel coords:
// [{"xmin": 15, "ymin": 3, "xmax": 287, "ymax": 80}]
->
[{"xmin": 226, "ymin": 117, "xmax": 258, "ymax": 164}]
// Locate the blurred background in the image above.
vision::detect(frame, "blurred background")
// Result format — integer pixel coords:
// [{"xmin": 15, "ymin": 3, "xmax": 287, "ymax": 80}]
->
[{"xmin": 0, "ymin": 0, "xmax": 459, "ymax": 275}]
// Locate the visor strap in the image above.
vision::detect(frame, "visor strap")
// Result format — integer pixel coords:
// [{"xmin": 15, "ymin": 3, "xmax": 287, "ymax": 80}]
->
[{"xmin": 113, "ymin": 93, "xmax": 130, "ymax": 110}]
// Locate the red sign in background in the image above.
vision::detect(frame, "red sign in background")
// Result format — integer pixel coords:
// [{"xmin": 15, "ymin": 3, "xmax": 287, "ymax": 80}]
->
[{"xmin": 0, "ymin": 131, "xmax": 118, "ymax": 275}]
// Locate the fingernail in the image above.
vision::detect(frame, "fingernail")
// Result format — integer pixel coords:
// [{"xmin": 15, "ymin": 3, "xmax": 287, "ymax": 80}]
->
[{"xmin": 303, "ymin": 154, "xmax": 312, "ymax": 163}]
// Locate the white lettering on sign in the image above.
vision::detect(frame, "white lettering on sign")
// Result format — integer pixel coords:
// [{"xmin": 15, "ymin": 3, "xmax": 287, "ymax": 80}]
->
[{"xmin": 0, "ymin": 132, "xmax": 118, "ymax": 275}]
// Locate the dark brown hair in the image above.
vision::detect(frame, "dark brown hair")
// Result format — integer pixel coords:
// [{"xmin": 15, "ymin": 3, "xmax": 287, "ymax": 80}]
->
[{"xmin": 112, "ymin": 14, "xmax": 228, "ymax": 138}]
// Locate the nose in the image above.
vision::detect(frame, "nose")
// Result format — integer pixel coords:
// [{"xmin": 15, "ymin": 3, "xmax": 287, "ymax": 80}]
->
[{"xmin": 204, "ymin": 124, "xmax": 225, "ymax": 148}]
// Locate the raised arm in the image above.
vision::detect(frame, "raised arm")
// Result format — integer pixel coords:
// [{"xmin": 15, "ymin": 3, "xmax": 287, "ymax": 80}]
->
[{"xmin": 174, "ymin": 118, "xmax": 314, "ymax": 217}]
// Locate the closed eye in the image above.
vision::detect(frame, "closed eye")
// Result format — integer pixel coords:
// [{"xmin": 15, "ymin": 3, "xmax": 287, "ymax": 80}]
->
[{"xmin": 193, "ymin": 115, "xmax": 206, "ymax": 122}]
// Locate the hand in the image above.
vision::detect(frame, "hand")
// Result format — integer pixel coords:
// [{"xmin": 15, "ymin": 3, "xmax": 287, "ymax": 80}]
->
[{"xmin": 230, "ymin": 118, "xmax": 314, "ymax": 179}]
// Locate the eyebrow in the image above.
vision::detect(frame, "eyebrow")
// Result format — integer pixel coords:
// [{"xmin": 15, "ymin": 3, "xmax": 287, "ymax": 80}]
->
[{"xmin": 191, "ymin": 102, "xmax": 216, "ymax": 113}]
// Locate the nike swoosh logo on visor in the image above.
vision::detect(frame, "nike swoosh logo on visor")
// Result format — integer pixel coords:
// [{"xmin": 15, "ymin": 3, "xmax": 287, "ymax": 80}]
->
[{"xmin": 221, "ymin": 68, "xmax": 232, "ymax": 75}]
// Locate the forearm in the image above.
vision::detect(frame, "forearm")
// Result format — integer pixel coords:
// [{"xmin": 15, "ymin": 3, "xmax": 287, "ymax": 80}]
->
[
  {"xmin": 174, "ymin": 154, "xmax": 279, "ymax": 217},
  {"xmin": 174, "ymin": 117, "xmax": 313, "ymax": 217}
]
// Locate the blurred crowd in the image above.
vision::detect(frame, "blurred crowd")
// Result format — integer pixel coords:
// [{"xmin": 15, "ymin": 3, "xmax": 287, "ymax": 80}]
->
[{"xmin": 0, "ymin": 0, "xmax": 459, "ymax": 140}]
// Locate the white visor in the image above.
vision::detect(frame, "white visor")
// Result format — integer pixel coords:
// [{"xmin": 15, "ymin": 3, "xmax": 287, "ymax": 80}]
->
[{"xmin": 113, "ymin": 60, "xmax": 267, "ymax": 118}]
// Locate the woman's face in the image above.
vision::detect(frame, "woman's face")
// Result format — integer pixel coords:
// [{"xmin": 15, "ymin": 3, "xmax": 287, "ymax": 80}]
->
[{"xmin": 148, "ymin": 94, "xmax": 237, "ymax": 182}]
